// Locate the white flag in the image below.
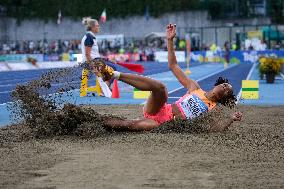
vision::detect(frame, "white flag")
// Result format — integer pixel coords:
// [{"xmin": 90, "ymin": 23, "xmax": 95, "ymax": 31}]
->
[{"xmin": 57, "ymin": 10, "xmax": 62, "ymax": 25}]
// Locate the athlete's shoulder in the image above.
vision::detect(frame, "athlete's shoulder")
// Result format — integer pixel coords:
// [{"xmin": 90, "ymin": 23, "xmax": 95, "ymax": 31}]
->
[
  {"xmin": 84, "ymin": 33, "xmax": 95, "ymax": 47},
  {"xmin": 189, "ymin": 88, "xmax": 205, "ymax": 95},
  {"xmin": 85, "ymin": 32, "xmax": 96, "ymax": 39}
]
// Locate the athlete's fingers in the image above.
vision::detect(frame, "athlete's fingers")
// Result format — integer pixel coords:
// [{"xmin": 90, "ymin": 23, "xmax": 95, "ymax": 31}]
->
[
  {"xmin": 167, "ymin": 24, "xmax": 171, "ymax": 30},
  {"xmin": 167, "ymin": 26, "xmax": 172, "ymax": 32}
]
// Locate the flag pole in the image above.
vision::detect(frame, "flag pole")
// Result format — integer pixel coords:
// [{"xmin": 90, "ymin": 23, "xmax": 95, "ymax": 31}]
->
[{"xmin": 184, "ymin": 33, "xmax": 191, "ymax": 75}]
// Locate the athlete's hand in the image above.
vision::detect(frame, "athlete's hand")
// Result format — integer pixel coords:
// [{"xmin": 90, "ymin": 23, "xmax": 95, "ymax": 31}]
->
[
  {"xmin": 166, "ymin": 23, "xmax": 176, "ymax": 40},
  {"xmin": 231, "ymin": 111, "xmax": 243, "ymax": 121}
]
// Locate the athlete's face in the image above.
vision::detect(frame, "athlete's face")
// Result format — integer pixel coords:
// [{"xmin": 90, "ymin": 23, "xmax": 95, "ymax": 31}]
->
[
  {"xmin": 212, "ymin": 83, "xmax": 233, "ymax": 100},
  {"xmin": 91, "ymin": 22, "xmax": 100, "ymax": 33}
]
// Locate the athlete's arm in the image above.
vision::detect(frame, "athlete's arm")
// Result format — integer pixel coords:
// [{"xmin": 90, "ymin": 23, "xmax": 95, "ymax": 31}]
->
[
  {"xmin": 209, "ymin": 111, "xmax": 243, "ymax": 132},
  {"xmin": 84, "ymin": 34, "xmax": 94, "ymax": 63},
  {"xmin": 85, "ymin": 46, "xmax": 92, "ymax": 63},
  {"xmin": 167, "ymin": 24, "xmax": 200, "ymax": 92}
]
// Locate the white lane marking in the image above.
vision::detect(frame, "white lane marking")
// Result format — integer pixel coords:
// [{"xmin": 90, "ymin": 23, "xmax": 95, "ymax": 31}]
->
[
  {"xmin": 236, "ymin": 63, "xmax": 257, "ymax": 104},
  {"xmin": 0, "ymin": 80, "xmax": 82, "ymax": 96},
  {"xmin": 0, "ymin": 80, "xmax": 81, "ymax": 87},
  {"xmin": 0, "ymin": 91, "xmax": 12, "ymax": 94}
]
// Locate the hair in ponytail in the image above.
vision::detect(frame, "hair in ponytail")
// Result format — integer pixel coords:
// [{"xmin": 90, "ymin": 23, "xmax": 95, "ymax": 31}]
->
[{"xmin": 82, "ymin": 17, "xmax": 98, "ymax": 31}]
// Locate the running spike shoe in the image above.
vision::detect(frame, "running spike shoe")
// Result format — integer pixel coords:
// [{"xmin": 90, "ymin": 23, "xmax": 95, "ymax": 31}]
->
[{"xmin": 91, "ymin": 58, "xmax": 114, "ymax": 81}]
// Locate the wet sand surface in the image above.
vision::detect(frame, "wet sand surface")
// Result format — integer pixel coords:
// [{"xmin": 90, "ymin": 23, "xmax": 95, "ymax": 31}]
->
[{"xmin": 0, "ymin": 105, "xmax": 283, "ymax": 189}]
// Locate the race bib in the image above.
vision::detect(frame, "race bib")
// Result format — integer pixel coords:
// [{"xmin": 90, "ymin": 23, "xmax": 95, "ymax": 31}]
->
[{"xmin": 178, "ymin": 94, "xmax": 208, "ymax": 119}]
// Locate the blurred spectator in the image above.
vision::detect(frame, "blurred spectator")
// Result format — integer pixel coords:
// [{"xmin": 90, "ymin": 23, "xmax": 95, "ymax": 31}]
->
[
  {"xmin": 260, "ymin": 40, "xmax": 267, "ymax": 51},
  {"xmin": 178, "ymin": 39, "xmax": 186, "ymax": 50},
  {"xmin": 29, "ymin": 41, "xmax": 34, "ymax": 53},
  {"xmin": 224, "ymin": 41, "xmax": 230, "ymax": 63},
  {"xmin": 248, "ymin": 44, "xmax": 254, "ymax": 50},
  {"xmin": 3, "ymin": 36, "xmax": 276, "ymax": 59}
]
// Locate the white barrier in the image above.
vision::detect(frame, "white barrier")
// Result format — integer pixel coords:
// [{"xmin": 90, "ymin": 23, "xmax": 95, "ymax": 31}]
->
[
  {"xmin": 7, "ymin": 62, "xmax": 37, "ymax": 71},
  {"xmin": 155, "ymin": 51, "xmax": 185, "ymax": 62},
  {"xmin": 37, "ymin": 61, "xmax": 79, "ymax": 69},
  {"xmin": 0, "ymin": 62, "xmax": 10, "ymax": 71},
  {"xmin": 0, "ymin": 61, "xmax": 80, "ymax": 72}
]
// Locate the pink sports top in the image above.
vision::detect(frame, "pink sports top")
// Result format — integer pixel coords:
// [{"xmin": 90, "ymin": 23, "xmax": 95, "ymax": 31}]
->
[{"xmin": 175, "ymin": 89, "xmax": 217, "ymax": 120}]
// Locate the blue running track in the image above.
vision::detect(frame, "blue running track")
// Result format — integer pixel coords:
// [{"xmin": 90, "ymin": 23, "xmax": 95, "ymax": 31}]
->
[{"xmin": 0, "ymin": 61, "xmax": 199, "ymax": 104}]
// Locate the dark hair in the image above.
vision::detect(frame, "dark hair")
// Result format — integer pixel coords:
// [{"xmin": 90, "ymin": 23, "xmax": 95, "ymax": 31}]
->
[{"xmin": 214, "ymin": 77, "xmax": 237, "ymax": 108}]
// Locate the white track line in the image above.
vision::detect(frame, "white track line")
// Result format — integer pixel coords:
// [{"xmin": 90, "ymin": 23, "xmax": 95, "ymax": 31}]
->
[
  {"xmin": 0, "ymin": 91, "xmax": 12, "ymax": 94},
  {"xmin": 236, "ymin": 63, "xmax": 257, "ymax": 104},
  {"xmin": 0, "ymin": 89, "xmax": 81, "ymax": 107}
]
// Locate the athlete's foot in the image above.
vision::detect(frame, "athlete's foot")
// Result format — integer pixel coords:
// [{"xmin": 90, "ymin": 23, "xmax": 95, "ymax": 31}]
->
[{"xmin": 92, "ymin": 59, "xmax": 114, "ymax": 81}]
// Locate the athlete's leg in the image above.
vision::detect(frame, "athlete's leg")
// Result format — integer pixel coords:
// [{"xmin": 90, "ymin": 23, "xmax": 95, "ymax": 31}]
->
[
  {"xmin": 94, "ymin": 61, "xmax": 168, "ymax": 114},
  {"xmin": 104, "ymin": 118, "xmax": 159, "ymax": 131},
  {"xmin": 105, "ymin": 80, "xmax": 111, "ymax": 87},
  {"xmin": 118, "ymin": 73, "xmax": 168, "ymax": 114}
]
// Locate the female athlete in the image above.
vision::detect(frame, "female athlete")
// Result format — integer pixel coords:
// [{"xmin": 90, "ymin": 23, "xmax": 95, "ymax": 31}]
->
[
  {"xmin": 81, "ymin": 17, "xmax": 115, "ymax": 87},
  {"xmin": 92, "ymin": 24, "xmax": 243, "ymax": 132}
]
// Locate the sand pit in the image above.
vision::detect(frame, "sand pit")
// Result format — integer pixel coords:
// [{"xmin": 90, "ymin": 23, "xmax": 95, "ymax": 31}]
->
[{"xmin": 0, "ymin": 104, "xmax": 283, "ymax": 189}]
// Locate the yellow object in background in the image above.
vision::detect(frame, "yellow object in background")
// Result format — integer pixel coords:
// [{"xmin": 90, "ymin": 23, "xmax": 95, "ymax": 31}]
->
[
  {"xmin": 80, "ymin": 69, "xmax": 102, "ymax": 97},
  {"xmin": 62, "ymin": 53, "xmax": 70, "ymax": 61},
  {"xmin": 184, "ymin": 69, "xmax": 191, "ymax": 75},
  {"xmin": 224, "ymin": 62, "xmax": 228, "ymax": 69},
  {"xmin": 247, "ymin": 30, "xmax": 263, "ymax": 39},
  {"xmin": 133, "ymin": 88, "xmax": 151, "ymax": 99},
  {"xmin": 241, "ymin": 80, "xmax": 259, "ymax": 99}
]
